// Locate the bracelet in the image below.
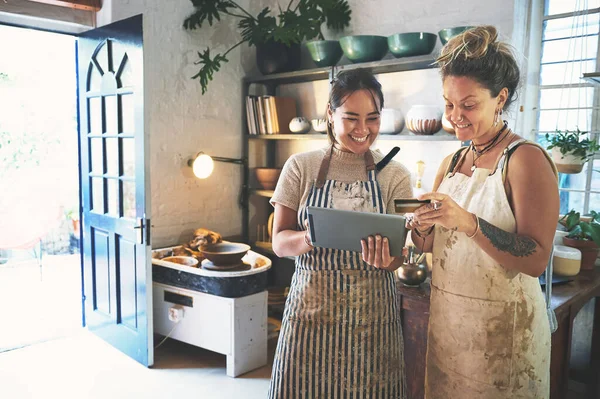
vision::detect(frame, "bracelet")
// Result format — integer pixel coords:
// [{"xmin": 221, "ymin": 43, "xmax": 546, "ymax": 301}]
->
[
  {"xmin": 304, "ymin": 231, "xmax": 313, "ymax": 248},
  {"xmin": 466, "ymin": 213, "xmax": 480, "ymax": 239},
  {"xmin": 414, "ymin": 225, "xmax": 435, "ymax": 238}
]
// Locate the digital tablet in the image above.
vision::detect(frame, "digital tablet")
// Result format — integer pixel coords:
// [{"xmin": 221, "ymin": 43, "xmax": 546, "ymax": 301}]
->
[
  {"xmin": 306, "ymin": 206, "xmax": 407, "ymax": 257},
  {"xmin": 394, "ymin": 199, "xmax": 431, "ymax": 213}
]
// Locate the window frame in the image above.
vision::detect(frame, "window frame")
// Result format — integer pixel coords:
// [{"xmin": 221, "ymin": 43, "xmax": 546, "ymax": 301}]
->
[{"xmin": 537, "ymin": 2, "xmax": 600, "ymax": 214}]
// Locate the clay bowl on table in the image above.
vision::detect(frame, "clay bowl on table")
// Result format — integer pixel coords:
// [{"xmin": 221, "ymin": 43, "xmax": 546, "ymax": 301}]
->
[
  {"xmin": 162, "ymin": 256, "xmax": 199, "ymax": 267},
  {"xmin": 255, "ymin": 167, "xmax": 282, "ymax": 190},
  {"xmin": 339, "ymin": 35, "xmax": 389, "ymax": 63},
  {"xmin": 200, "ymin": 242, "xmax": 251, "ymax": 266},
  {"xmin": 387, "ymin": 32, "xmax": 437, "ymax": 58}
]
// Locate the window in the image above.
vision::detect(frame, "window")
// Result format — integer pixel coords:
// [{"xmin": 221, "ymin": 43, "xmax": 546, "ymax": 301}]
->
[{"xmin": 536, "ymin": 0, "xmax": 600, "ymax": 214}]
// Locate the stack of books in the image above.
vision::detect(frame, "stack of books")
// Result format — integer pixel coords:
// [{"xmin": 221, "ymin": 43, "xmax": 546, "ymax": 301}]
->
[{"xmin": 245, "ymin": 95, "xmax": 297, "ymax": 135}]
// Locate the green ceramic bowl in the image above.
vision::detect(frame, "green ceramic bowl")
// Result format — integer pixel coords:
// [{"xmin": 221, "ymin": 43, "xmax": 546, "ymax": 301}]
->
[
  {"xmin": 306, "ymin": 40, "xmax": 343, "ymax": 67},
  {"xmin": 387, "ymin": 32, "xmax": 437, "ymax": 58},
  {"xmin": 438, "ymin": 26, "xmax": 475, "ymax": 45},
  {"xmin": 339, "ymin": 35, "xmax": 389, "ymax": 63}
]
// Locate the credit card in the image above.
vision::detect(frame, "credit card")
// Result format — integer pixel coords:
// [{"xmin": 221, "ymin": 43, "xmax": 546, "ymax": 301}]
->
[{"xmin": 394, "ymin": 199, "xmax": 431, "ymax": 213}]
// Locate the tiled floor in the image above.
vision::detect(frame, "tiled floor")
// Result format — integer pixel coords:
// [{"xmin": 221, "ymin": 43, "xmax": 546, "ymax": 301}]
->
[
  {"xmin": 0, "ymin": 331, "xmax": 275, "ymax": 399},
  {"xmin": 0, "ymin": 253, "xmax": 275, "ymax": 398}
]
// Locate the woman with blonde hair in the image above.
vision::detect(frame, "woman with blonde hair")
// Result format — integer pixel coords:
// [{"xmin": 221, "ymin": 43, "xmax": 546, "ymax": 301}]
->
[{"xmin": 411, "ymin": 26, "xmax": 558, "ymax": 398}]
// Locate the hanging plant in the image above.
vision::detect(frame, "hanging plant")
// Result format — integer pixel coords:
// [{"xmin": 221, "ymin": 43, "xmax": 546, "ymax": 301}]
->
[
  {"xmin": 183, "ymin": 0, "xmax": 352, "ymax": 94},
  {"xmin": 545, "ymin": 128, "xmax": 600, "ymax": 173}
]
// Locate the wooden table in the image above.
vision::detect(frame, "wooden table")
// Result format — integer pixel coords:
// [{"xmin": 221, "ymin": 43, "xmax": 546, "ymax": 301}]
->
[{"xmin": 397, "ymin": 269, "xmax": 600, "ymax": 399}]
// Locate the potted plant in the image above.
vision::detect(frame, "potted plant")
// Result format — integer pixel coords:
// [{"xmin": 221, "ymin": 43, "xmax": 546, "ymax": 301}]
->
[
  {"xmin": 560, "ymin": 209, "xmax": 600, "ymax": 269},
  {"xmin": 545, "ymin": 128, "xmax": 600, "ymax": 174},
  {"xmin": 183, "ymin": 0, "xmax": 352, "ymax": 94}
]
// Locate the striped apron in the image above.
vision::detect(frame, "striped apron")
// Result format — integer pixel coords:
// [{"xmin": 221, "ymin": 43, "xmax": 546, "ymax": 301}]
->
[{"xmin": 268, "ymin": 147, "xmax": 406, "ymax": 399}]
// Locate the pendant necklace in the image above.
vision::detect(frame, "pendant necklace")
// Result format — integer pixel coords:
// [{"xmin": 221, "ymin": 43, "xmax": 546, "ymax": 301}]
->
[{"xmin": 470, "ymin": 122, "xmax": 509, "ymax": 172}]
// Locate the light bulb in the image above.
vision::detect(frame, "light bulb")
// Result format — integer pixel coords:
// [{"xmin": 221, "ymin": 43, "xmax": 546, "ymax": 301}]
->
[{"xmin": 192, "ymin": 153, "xmax": 214, "ymax": 179}]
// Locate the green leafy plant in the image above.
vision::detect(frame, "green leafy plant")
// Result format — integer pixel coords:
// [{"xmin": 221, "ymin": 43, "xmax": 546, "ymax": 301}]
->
[
  {"xmin": 183, "ymin": 0, "xmax": 352, "ymax": 94},
  {"xmin": 546, "ymin": 128, "xmax": 600, "ymax": 162},
  {"xmin": 560, "ymin": 209, "xmax": 600, "ymax": 247}
]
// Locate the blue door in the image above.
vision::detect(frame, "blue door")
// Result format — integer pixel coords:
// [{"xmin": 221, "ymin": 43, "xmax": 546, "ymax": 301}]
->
[{"xmin": 77, "ymin": 14, "xmax": 153, "ymax": 366}]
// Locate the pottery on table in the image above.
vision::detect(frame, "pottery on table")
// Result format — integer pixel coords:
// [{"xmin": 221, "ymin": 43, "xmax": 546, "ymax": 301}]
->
[
  {"xmin": 552, "ymin": 244, "xmax": 582, "ymax": 277},
  {"xmin": 255, "ymin": 167, "xmax": 282, "ymax": 190},
  {"xmin": 289, "ymin": 117, "xmax": 311, "ymax": 134},
  {"xmin": 306, "ymin": 40, "xmax": 343, "ymax": 67},
  {"xmin": 339, "ymin": 35, "xmax": 388, "ymax": 63},
  {"xmin": 405, "ymin": 105, "xmax": 442, "ymax": 135},
  {"xmin": 200, "ymin": 242, "xmax": 251, "ymax": 266},
  {"xmin": 161, "ymin": 256, "xmax": 199, "ymax": 267},
  {"xmin": 396, "ymin": 246, "xmax": 428, "ymax": 286},
  {"xmin": 387, "ymin": 32, "xmax": 437, "ymax": 58},
  {"xmin": 311, "ymin": 118, "xmax": 328, "ymax": 133},
  {"xmin": 438, "ymin": 26, "xmax": 475, "ymax": 45},
  {"xmin": 379, "ymin": 108, "xmax": 405, "ymax": 134}
]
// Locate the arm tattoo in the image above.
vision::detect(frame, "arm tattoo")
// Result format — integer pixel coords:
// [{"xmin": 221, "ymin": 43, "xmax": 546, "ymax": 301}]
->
[{"xmin": 478, "ymin": 218, "xmax": 537, "ymax": 257}]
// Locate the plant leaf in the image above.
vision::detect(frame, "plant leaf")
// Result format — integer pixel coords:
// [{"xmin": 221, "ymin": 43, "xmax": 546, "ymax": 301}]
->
[{"xmin": 191, "ymin": 48, "xmax": 229, "ymax": 95}]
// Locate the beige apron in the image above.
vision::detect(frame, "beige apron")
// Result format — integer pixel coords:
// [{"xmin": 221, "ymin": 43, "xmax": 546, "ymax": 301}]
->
[{"xmin": 425, "ymin": 140, "xmax": 552, "ymax": 398}]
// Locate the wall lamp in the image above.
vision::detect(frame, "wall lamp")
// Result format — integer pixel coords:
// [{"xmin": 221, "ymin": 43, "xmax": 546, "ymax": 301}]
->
[{"xmin": 187, "ymin": 152, "xmax": 247, "ymax": 179}]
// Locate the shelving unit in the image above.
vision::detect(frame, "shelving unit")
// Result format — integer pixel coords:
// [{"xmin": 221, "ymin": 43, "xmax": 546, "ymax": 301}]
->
[{"xmin": 241, "ymin": 55, "xmax": 459, "ymax": 256}]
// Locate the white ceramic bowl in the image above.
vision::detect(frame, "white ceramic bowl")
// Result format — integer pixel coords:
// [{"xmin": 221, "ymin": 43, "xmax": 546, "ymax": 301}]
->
[
  {"xmin": 311, "ymin": 118, "xmax": 327, "ymax": 133},
  {"xmin": 162, "ymin": 256, "xmax": 199, "ymax": 267}
]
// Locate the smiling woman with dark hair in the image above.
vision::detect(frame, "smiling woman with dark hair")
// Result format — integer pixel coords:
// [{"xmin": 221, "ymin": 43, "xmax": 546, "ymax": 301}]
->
[{"xmin": 267, "ymin": 68, "xmax": 412, "ymax": 398}]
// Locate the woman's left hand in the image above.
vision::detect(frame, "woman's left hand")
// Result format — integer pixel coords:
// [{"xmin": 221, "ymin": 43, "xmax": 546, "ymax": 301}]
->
[
  {"xmin": 413, "ymin": 192, "xmax": 477, "ymax": 235},
  {"xmin": 360, "ymin": 235, "xmax": 401, "ymax": 271}
]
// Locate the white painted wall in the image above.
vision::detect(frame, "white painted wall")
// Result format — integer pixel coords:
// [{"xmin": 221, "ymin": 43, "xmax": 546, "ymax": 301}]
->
[{"xmin": 96, "ymin": 0, "xmax": 527, "ymax": 248}]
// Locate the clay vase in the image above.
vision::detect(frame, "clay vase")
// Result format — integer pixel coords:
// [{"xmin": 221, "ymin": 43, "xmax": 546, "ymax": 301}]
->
[{"xmin": 405, "ymin": 105, "xmax": 442, "ymax": 135}]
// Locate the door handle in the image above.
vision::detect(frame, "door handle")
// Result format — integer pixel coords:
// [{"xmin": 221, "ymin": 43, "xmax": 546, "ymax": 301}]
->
[{"xmin": 133, "ymin": 218, "xmax": 144, "ymax": 244}]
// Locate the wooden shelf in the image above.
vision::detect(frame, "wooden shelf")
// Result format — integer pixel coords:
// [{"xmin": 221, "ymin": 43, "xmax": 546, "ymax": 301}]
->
[
  {"xmin": 248, "ymin": 132, "xmax": 459, "ymax": 141},
  {"xmin": 244, "ymin": 55, "xmax": 436, "ymax": 85}
]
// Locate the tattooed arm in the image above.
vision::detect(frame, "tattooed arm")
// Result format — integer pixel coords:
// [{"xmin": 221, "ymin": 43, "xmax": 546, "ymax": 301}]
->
[
  {"xmin": 416, "ymin": 144, "xmax": 559, "ymax": 277},
  {"xmin": 469, "ymin": 144, "xmax": 559, "ymax": 277}
]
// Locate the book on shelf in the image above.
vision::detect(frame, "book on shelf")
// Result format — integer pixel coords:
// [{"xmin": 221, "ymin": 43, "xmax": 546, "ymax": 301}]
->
[{"xmin": 246, "ymin": 95, "xmax": 297, "ymax": 135}]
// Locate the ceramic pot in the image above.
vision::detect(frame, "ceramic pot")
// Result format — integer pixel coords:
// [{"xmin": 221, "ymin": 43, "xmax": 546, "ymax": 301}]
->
[
  {"xmin": 396, "ymin": 247, "xmax": 428, "ymax": 286},
  {"xmin": 387, "ymin": 32, "xmax": 437, "ymax": 58},
  {"xmin": 255, "ymin": 167, "xmax": 282, "ymax": 190},
  {"xmin": 551, "ymin": 148, "xmax": 585, "ymax": 174},
  {"xmin": 379, "ymin": 108, "xmax": 405, "ymax": 134},
  {"xmin": 311, "ymin": 118, "xmax": 327, "ymax": 133},
  {"xmin": 306, "ymin": 40, "xmax": 343, "ymax": 67},
  {"xmin": 256, "ymin": 41, "xmax": 301, "ymax": 75},
  {"xmin": 562, "ymin": 237, "xmax": 599, "ymax": 270},
  {"xmin": 405, "ymin": 105, "xmax": 442, "ymax": 135},
  {"xmin": 438, "ymin": 26, "xmax": 475, "ymax": 45},
  {"xmin": 339, "ymin": 35, "xmax": 388, "ymax": 63},
  {"xmin": 289, "ymin": 117, "xmax": 311, "ymax": 134}
]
